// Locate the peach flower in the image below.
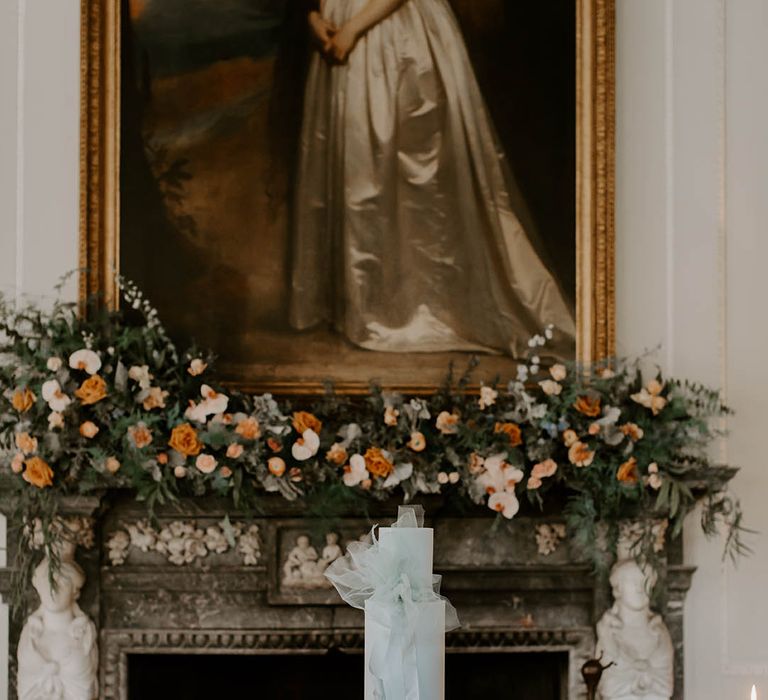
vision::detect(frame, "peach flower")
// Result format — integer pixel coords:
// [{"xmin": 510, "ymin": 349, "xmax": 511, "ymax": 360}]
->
[
  {"xmin": 326, "ymin": 443, "xmax": 348, "ymax": 465},
  {"xmin": 157, "ymin": 452, "xmax": 169, "ymax": 465},
  {"xmin": 384, "ymin": 406, "xmax": 400, "ymax": 426},
  {"xmin": 562, "ymin": 429, "xmax": 579, "ymax": 447},
  {"xmin": 620, "ymin": 423, "xmax": 645, "ymax": 441},
  {"xmin": 568, "ymin": 441, "xmax": 595, "ymax": 468},
  {"xmin": 226, "ymin": 443, "xmax": 244, "ymax": 459},
  {"xmin": 531, "ymin": 459, "xmax": 558, "ymax": 480},
  {"xmin": 407, "ymin": 431, "xmax": 426, "ymax": 452},
  {"xmin": 11, "ymin": 453, "xmax": 25, "ymax": 474},
  {"xmin": 195, "ymin": 454, "xmax": 218, "ymax": 474},
  {"xmin": 15, "ymin": 432, "xmax": 38, "ymax": 455},
  {"xmin": 527, "ymin": 476, "xmax": 542, "ymax": 490},
  {"xmin": 220, "ymin": 466, "xmax": 233, "ymax": 479},
  {"xmin": 128, "ymin": 423, "xmax": 153, "ymax": 449},
  {"xmin": 142, "ymin": 387, "xmax": 169, "ymax": 411},
  {"xmin": 436, "ymin": 411, "xmax": 460, "ymax": 435},
  {"xmin": 539, "ymin": 380, "xmax": 562, "ymax": 396},
  {"xmin": 174, "ymin": 466, "xmax": 187, "ymax": 479},
  {"xmin": 48, "ymin": 412, "xmax": 64, "ymax": 430},
  {"xmin": 631, "ymin": 380, "xmax": 668, "ymax": 416},
  {"xmin": 478, "ymin": 386, "xmax": 498, "ymax": 410},
  {"xmin": 79, "ymin": 421, "xmax": 100, "ymax": 439},
  {"xmin": 105, "ymin": 457, "xmax": 121, "ymax": 474},
  {"xmin": 235, "ymin": 416, "xmax": 261, "ymax": 441},
  {"xmin": 268, "ymin": 457, "xmax": 286, "ymax": 477}
]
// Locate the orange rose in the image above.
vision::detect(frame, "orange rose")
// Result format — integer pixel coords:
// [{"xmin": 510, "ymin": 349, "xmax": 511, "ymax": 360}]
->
[
  {"xmin": 22, "ymin": 456, "xmax": 53, "ymax": 488},
  {"xmin": 568, "ymin": 441, "xmax": 595, "ymax": 468},
  {"xmin": 326, "ymin": 443, "xmax": 348, "ymax": 465},
  {"xmin": 12, "ymin": 388, "xmax": 36, "ymax": 413},
  {"xmin": 494, "ymin": 422, "xmax": 523, "ymax": 447},
  {"xmin": 75, "ymin": 375, "xmax": 108, "ymax": 405},
  {"xmin": 15, "ymin": 432, "xmax": 38, "ymax": 455},
  {"xmin": 168, "ymin": 423, "xmax": 203, "ymax": 457},
  {"xmin": 574, "ymin": 395, "xmax": 601, "ymax": 418},
  {"xmin": 292, "ymin": 411, "xmax": 322, "ymax": 436},
  {"xmin": 617, "ymin": 456, "xmax": 639, "ymax": 484},
  {"xmin": 235, "ymin": 416, "xmax": 261, "ymax": 441},
  {"xmin": 128, "ymin": 423, "xmax": 153, "ymax": 449},
  {"xmin": 267, "ymin": 437, "xmax": 282, "ymax": 452},
  {"xmin": 364, "ymin": 447, "xmax": 394, "ymax": 479}
]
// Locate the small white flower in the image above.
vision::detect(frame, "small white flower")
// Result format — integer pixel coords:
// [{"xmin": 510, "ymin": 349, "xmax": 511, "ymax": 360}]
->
[
  {"xmin": 437, "ymin": 471, "xmax": 449, "ymax": 485},
  {"xmin": 478, "ymin": 385, "xmax": 498, "ymax": 410},
  {"xmin": 343, "ymin": 454, "xmax": 369, "ymax": 487},
  {"xmin": 128, "ymin": 365, "xmax": 153, "ymax": 390},
  {"xmin": 291, "ymin": 429, "xmax": 320, "ymax": 461},
  {"xmin": 46, "ymin": 357, "xmax": 62, "ymax": 372},
  {"xmin": 516, "ymin": 364, "xmax": 529, "ymax": 382},
  {"xmin": 42, "ymin": 379, "xmax": 71, "ymax": 412},
  {"xmin": 188, "ymin": 358, "xmax": 207, "ymax": 376},
  {"xmin": 448, "ymin": 471, "xmax": 460, "ymax": 484},
  {"xmin": 545, "ymin": 327, "xmax": 554, "ymax": 340},
  {"xmin": 69, "ymin": 348, "xmax": 102, "ymax": 375},
  {"xmin": 531, "ymin": 356, "xmax": 540, "ymax": 365}
]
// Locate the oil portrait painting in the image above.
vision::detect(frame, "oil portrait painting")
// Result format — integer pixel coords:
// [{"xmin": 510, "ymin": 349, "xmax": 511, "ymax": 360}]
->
[{"xmin": 83, "ymin": 0, "xmax": 614, "ymax": 391}]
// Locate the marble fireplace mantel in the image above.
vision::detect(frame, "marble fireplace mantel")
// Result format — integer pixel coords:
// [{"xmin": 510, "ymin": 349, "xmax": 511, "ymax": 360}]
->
[{"xmin": 0, "ymin": 493, "xmax": 695, "ymax": 700}]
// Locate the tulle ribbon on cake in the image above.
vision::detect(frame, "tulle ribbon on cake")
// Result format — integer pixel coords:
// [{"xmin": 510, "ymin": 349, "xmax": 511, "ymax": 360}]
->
[{"xmin": 325, "ymin": 506, "xmax": 460, "ymax": 700}]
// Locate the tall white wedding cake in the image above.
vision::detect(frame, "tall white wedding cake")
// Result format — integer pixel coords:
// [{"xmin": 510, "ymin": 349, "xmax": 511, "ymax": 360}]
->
[{"xmin": 325, "ymin": 506, "xmax": 459, "ymax": 700}]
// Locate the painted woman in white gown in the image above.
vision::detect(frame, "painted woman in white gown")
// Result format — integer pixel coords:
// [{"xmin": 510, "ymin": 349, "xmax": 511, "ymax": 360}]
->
[{"xmin": 290, "ymin": 0, "xmax": 576, "ymax": 356}]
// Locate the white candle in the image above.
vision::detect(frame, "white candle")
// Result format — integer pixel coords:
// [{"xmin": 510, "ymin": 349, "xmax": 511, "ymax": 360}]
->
[{"xmin": 751, "ymin": 685, "xmax": 757, "ymax": 700}]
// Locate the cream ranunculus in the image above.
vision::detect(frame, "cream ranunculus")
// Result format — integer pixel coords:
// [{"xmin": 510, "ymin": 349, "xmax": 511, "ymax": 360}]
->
[
  {"xmin": 69, "ymin": 348, "xmax": 102, "ymax": 375},
  {"xmin": 383, "ymin": 406, "xmax": 400, "ymax": 426},
  {"xmin": 46, "ymin": 356, "xmax": 63, "ymax": 372},
  {"xmin": 48, "ymin": 412, "xmax": 64, "ymax": 430},
  {"xmin": 42, "ymin": 379, "xmax": 71, "ymax": 412},
  {"xmin": 343, "ymin": 454, "xmax": 369, "ymax": 487},
  {"xmin": 291, "ymin": 429, "xmax": 320, "ymax": 461}
]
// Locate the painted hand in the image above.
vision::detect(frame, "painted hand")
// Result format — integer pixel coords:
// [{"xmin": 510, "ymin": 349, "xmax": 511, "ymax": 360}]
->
[
  {"xmin": 327, "ymin": 24, "xmax": 359, "ymax": 64},
  {"xmin": 308, "ymin": 11, "xmax": 337, "ymax": 54}
]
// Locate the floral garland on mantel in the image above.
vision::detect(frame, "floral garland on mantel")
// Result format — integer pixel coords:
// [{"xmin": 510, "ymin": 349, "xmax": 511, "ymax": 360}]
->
[{"xmin": 0, "ymin": 280, "xmax": 746, "ymax": 596}]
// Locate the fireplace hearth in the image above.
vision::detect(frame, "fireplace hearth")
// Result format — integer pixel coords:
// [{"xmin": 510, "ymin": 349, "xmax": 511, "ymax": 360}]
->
[{"xmin": 128, "ymin": 650, "xmax": 568, "ymax": 699}]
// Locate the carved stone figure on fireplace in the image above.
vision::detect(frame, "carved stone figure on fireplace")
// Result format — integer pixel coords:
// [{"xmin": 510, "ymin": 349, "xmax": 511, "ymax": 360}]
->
[
  {"xmin": 596, "ymin": 559, "xmax": 673, "ymax": 700},
  {"xmin": 17, "ymin": 556, "xmax": 98, "ymax": 700}
]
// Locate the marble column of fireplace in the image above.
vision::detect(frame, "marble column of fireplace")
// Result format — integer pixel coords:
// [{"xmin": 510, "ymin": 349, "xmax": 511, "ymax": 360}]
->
[{"xmin": 0, "ymin": 493, "xmax": 694, "ymax": 700}]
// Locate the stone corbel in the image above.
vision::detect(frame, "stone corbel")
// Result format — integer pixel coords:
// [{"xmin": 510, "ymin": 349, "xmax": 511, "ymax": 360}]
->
[{"xmin": 17, "ymin": 497, "xmax": 101, "ymax": 700}]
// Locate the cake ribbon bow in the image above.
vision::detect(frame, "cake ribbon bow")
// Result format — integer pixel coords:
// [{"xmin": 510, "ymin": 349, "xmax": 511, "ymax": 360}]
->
[{"xmin": 325, "ymin": 506, "xmax": 460, "ymax": 700}]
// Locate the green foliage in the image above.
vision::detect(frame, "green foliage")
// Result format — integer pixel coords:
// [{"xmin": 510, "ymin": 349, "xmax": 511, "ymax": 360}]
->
[{"xmin": 0, "ymin": 283, "xmax": 747, "ymax": 612}]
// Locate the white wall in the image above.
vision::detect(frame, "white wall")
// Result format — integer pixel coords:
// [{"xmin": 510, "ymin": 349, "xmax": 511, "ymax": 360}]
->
[
  {"xmin": 0, "ymin": 1, "xmax": 766, "ymax": 698},
  {"xmin": 617, "ymin": 0, "xmax": 768, "ymax": 698}
]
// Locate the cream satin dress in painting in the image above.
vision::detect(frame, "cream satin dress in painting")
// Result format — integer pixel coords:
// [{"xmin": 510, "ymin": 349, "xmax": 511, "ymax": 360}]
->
[{"xmin": 290, "ymin": 0, "xmax": 576, "ymax": 356}]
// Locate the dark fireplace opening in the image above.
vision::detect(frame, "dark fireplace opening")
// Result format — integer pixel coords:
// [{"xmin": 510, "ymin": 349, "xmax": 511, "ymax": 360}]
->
[{"xmin": 128, "ymin": 649, "xmax": 568, "ymax": 699}]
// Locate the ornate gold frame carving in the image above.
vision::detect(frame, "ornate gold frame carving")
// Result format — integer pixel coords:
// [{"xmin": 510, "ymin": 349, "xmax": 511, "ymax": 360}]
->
[{"xmin": 80, "ymin": 0, "xmax": 615, "ymax": 390}]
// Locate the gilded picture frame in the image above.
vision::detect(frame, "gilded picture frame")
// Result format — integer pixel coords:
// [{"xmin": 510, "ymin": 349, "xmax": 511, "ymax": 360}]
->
[{"xmin": 79, "ymin": 0, "xmax": 615, "ymax": 394}]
